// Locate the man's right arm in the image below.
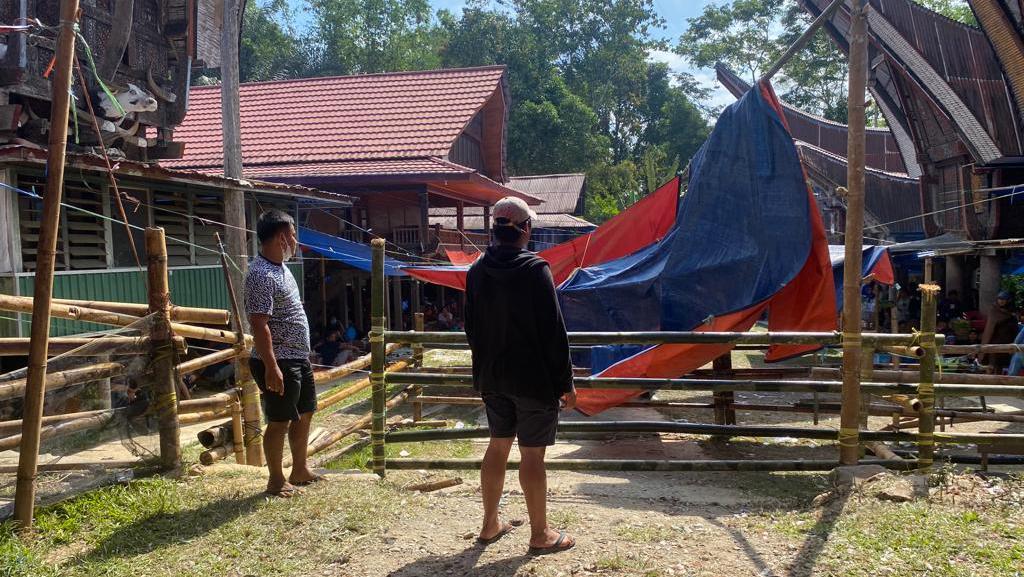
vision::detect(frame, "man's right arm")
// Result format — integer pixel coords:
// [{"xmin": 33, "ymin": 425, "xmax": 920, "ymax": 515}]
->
[{"xmin": 250, "ymin": 314, "xmax": 284, "ymax": 395}]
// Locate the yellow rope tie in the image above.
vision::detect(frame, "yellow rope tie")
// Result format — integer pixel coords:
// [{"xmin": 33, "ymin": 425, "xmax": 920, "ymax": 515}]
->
[
  {"xmin": 369, "ymin": 334, "xmax": 384, "ymax": 343},
  {"xmin": 841, "ymin": 332, "xmax": 862, "ymax": 345},
  {"xmin": 916, "ymin": 432, "xmax": 935, "ymax": 446},
  {"xmin": 838, "ymin": 427, "xmax": 861, "ymax": 448}
]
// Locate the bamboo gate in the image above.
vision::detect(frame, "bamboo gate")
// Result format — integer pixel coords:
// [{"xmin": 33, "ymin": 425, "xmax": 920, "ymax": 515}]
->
[{"xmin": 365, "ymin": 240, "xmax": 1024, "ymax": 475}]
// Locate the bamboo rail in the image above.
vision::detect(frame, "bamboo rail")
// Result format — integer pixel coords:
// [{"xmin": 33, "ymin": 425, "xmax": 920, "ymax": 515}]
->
[
  {"xmin": 386, "ymin": 458, "xmax": 917, "ymax": 472},
  {"xmin": 386, "ymin": 330, "xmax": 943, "ymax": 347},
  {"xmin": 313, "ymin": 344, "xmax": 399, "ymax": 385},
  {"xmin": 0, "ymin": 411, "xmax": 115, "ymax": 451},
  {"xmin": 0, "ymin": 336, "xmax": 186, "ymax": 357},
  {"xmin": 319, "ymin": 359, "xmax": 411, "ymax": 411},
  {"xmin": 0, "ymin": 408, "xmax": 119, "ymax": 437},
  {"xmin": 0, "ymin": 460, "xmax": 142, "ymax": 473},
  {"xmin": 0, "ymin": 362, "xmax": 124, "ymax": 402},
  {"xmin": 177, "ymin": 391, "xmax": 239, "ymax": 414},
  {"xmin": 178, "ymin": 408, "xmax": 232, "ymax": 426},
  {"xmin": 0, "ymin": 294, "xmax": 249, "ymax": 345},
  {"xmin": 811, "ymin": 367, "xmax": 1024, "ymax": 386},
  {"xmin": 176, "ymin": 347, "xmax": 241, "ymax": 375},
  {"xmin": 941, "ymin": 343, "xmax": 1024, "ymax": 354},
  {"xmin": 51, "ymin": 298, "xmax": 230, "ymax": 325}
]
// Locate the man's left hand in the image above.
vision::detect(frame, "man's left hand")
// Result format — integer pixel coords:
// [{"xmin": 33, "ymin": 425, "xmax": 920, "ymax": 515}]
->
[{"xmin": 560, "ymin": 388, "xmax": 577, "ymax": 411}]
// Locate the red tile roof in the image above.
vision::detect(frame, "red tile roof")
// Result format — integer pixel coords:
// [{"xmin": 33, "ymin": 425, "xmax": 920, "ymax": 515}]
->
[
  {"xmin": 226, "ymin": 158, "xmax": 472, "ymax": 179},
  {"xmin": 165, "ymin": 66, "xmax": 508, "ymax": 170}
]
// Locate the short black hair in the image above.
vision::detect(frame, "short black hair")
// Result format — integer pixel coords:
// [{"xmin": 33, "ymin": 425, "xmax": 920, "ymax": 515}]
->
[
  {"xmin": 492, "ymin": 217, "xmax": 529, "ymax": 244},
  {"xmin": 256, "ymin": 209, "xmax": 295, "ymax": 244}
]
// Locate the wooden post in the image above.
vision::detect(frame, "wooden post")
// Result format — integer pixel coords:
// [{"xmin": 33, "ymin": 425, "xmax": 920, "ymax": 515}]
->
[
  {"xmin": 918, "ymin": 284, "xmax": 940, "ymax": 472},
  {"xmin": 391, "ymin": 276, "xmax": 403, "ymax": 331},
  {"xmin": 370, "ymin": 239, "xmax": 387, "ymax": 477},
  {"xmin": 839, "ymin": 0, "xmax": 868, "ymax": 466},
  {"xmin": 456, "ymin": 201, "xmax": 465, "ymax": 251},
  {"xmin": 890, "ymin": 285, "xmax": 901, "ymax": 370},
  {"xmin": 711, "ymin": 354, "xmax": 735, "ymax": 425},
  {"xmin": 146, "ymin": 228, "xmax": 181, "ymax": 471},
  {"xmin": 413, "ymin": 312, "xmax": 425, "ymax": 422},
  {"xmin": 320, "ymin": 256, "xmax": 328, "ymax": 329},
  {"xmin": 13, "ymin": 0, "xmax": 80, "ymax": 528},
  {"xmin": 411, "ymin": 280, "xmax": 421, "ymax": 316},
  {"xmin": 354, "ymin": 274, "xmax": 365, "ymax": 333},
  {"xmin": 231, "ymin": 400, "xmax": 245, "ymax": 465},
  {"xmin": 215, "ymin": 233, "xmax": 263, "ymax": 466},
  {"xmin": 339, "ymin": 273, "xmax": 350, "ymax": 331},
  {"xmin": 924, "ymin": 257, "xmax": 934, "ymax": 284},
  {"xmin": 220, "ymin": 0, "xmax": 247, "ymax": 333}
]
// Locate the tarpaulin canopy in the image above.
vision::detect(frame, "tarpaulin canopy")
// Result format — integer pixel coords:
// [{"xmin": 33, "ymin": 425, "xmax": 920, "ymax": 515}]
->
[
  {"xmin": 561, "ymin": 82, "xmax": 836, "ymax": 415},
  {"xmin": 299, "ymin": 227, "xmax": 408, "ymax": 276},
  {"xmin": 405, "ymin": 176, "xmax": 680, "ymax": 290},
  {"xmin": 829, "ymin": 245, "xmax": 895, "ymax": 310}
]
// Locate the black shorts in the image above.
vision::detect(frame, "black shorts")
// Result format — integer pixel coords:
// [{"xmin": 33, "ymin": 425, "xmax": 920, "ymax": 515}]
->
[
  {"xmin": 250, "ymin": 358, "xmax": 316, "ymax": 422},
  {"xmin": 482, "ymin": 392, "xmax": 559, "ymax": 447}
]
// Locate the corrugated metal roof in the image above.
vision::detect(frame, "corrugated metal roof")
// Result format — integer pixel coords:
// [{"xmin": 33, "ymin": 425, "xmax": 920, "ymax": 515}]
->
[
  {"xmin": 165, "ymin": 66, "xmax": 508, "ymax": 169},
  {"xmin": 715, "ymin": 63, "xmax": 912, "ymax": 174},
  {"xmin": 506, "ymin": 174, "xmax": 586, "ymax": 214},
  {"xmin": 797, "ymin": 142, "xmax": 923, "ymax": 236}
]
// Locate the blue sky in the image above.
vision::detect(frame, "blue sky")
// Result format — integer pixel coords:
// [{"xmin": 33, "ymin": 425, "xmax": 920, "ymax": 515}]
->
[{"xmin": 284, "ymin": 0, "xmax": 733, "ymax": 106}]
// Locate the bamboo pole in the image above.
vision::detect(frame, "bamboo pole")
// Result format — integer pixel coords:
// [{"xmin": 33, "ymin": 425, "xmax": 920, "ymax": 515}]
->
[
  {"xmin": 940, "ymin": 344, "xmax": 1024, "ymax": 354},
  {"xmin": 865, "ymin": 442, "xmax": 901, "ymax": 461},
  {"xmin": 370, "ymin": 239, "xmax": 387, "ymax": 477},
  {"xmin": 810, "ymin": 367, "xmax": 1024, "ymax": 386},
  {"xmin": 199, "ymin": 441, "xmax": 235, "ymax": 466},
  {"xmin": 0, "ymin": 362, "xmax": 124, "ymax": 402},
  {"xmin": 405, "ymin": 477, "xmax": 463, "ymax": 492},
  {"xmin": 918, "ymin": 284, "xmax": 940, "ymax": 471},
  {"xmin": 386, "ymin": 458, "xmax": 916, "ymax": 472},
  {"xmin": 0, "ymin": 408, "xmax": 120, "ymax": 437},
  {"xmin": 14, "ymin": 0, "xmax": 81, "ymax": 529},
  {"xmin": 386, "ymin": 330, "xmax": 934, "ymax": 347},
  {"xmin": 879, "ymin": 346, "xmax": 925, "ymax": 359},
  {"xmin": 0, "ymin": 460, "xmax": 141, "ymax": 473},
  {"xmin": 890, "ymin": 285, "xmax": 901, "ymax": 369},
  {"xmin": 760, "ymin": 0, "xmax": 845, "ymax": 82},
  {"xmin": 318, "ymin": 359, "xmax": 411, "ymax": 411},
  {"xmin": 176, "ymin": 347, "xmax": 241, "ymax": 376},
  {"xmin": 1, "ymin": 411, "xmax": 115, "ymax": 451},
  {"xmin": 147, "ymin": 228, "xmax": 181, "ymax": 471},
  {"xmin": 0, "ymin": 294, "xmax": 248, "ymax": 345},
  {"xmin": 178, "ymin": 391, "xmax": 239, "ymax": 414},
  {"xmin": 197, "ymin": 420, "xmax": 234, "ymax": 448},
  {"xmin": 215, "ymin": 232, "xmax": 262, "ymax": 466},
  {"xmin": 0, "ymin": 336, "xmax": 185, "ymax": 357},
  {"xmin": 231, "ymin": 400, "xmax": 245, "ymax": 464},
  {"xmin": 413, "ymin": 312, "xmax": 425, "ymax": 422},
  {"xmin": 711, "ymin": 353, "xmax": 736, "ymax": 425},
  {"xmin": 177, "ymin": 407, "xmax": 232, "ymax": 426},
  {"xmin": 312, "ymin": 344, "xmax": 399, "ymax": 385},
  {"xmin": 839, "ymin": 0, "xmax": 869, "ymax": 466},
  {"xmin": 51, "ymin": 298, "xmax": 230, "ymax": 325}
]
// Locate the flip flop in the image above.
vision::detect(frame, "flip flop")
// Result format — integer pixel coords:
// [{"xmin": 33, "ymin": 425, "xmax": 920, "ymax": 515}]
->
[
  {"xmin": 476, "ymin": 521, "xmax": 517, "ymax": 546},
  {"xmin": 264, "ymin": 484, "xmax": 301, "ymax": 498},
  {"xmin": 290, "ymin": 474, "xmax": 327, "ymax": 487},
  {"xmin": 528, "ymin": 530, "xmax": 575, "ymax": 556}
]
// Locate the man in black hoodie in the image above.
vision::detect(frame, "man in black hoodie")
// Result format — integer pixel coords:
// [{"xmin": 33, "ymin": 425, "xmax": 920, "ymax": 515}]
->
[{"xmin": 465, "ymin": 196, "xmax": 577, "ymax": 555}]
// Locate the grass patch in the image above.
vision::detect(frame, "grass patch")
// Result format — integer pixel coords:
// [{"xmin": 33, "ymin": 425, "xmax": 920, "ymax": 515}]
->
[
  {"xmin": 547, "ymin": 508, "xmax": 583, "ymax": 529},
  {"xmin": 324, "ymin": 436, "xmax": 474, "ymax": 471},
  {"xmin": 595, "ymin": 552, "xmax": 661, "ymax": 576},
  {"xmin": 0, "ymin": 466, "xmax": 409, "ymax": 577},
  {"xmin": 423, "ymin": 349, "xmax": 471, "ymax": 369},
  {"xmin": 615, "ymin": 523, "xmax": 678, "ymax": 544}
]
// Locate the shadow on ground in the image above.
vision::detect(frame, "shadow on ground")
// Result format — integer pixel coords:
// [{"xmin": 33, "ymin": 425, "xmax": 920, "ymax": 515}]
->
[{"xmin": 387, "ymin": 545, "xmax": 532, "ymax": 577}]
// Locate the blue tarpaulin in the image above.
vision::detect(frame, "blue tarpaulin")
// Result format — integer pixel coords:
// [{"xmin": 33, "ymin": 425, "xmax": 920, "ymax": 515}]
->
[
  {"xmin": 558, "ymin": 82, "xmax": 814, "ymax": 333},
  {"xmin": 829, "ymin": 245, "xmax": 891, "ymax": 310},
  {"xmin": 299, "ymin": 227, "xmax": 407, "ymax": 276}
]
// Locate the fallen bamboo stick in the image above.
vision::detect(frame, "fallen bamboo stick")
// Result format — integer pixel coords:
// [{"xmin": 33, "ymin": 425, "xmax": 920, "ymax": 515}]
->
[
  {"xmin": 312, "ymin": 435, "xmax": 370, "ymax": 468},
  {"xmin": 313, "ymin": 344, "xmax": 400, "ymax": 385},
  {"xmin": 811, "ymin": 367, "xmax": 1024, "ymax": 386},
  {"xmin": 318, "ymin": 359, "xmax": 411, "ymax": 411},
  {"xmin": 0, "ymin": 294, "xmax": 249, "ymax": 345},
  {"xmin": 883, "ymin": 394, "xmax": 923, "ymax": 412},
  {"xmin": 52, "ymin": 298, "xmax": 231, "ymax": 325},
  {"xmin": 0, "ymin": 362, "xmax": 124, "ymax": 402},
  {"xmin": 200, "ymin": 441, "xmax": 235, "ymax": 466},
  {"xmin": 866, "ymin": 441, "xmax": 902, "ymax": 461},
  {"xmin": 285, "ymin": 386, "xmax": 415, "ymax": 467},
  {"xmin": 0, "ymin": 460, "xmax": 141, "ymax": 473},
  {"xmin": 197, "ymin": 420, "xmax": 234, "ymax": 448},
  {"xmin": 405, "ymin": 477, "xmax": 463, "ymax": 492},
  {"xmin": 0, "ymin": 411, "xmax": 115, "ymax": 451}
]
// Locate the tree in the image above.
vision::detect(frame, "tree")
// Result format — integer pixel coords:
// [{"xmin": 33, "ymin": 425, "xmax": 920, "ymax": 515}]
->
[
  {"xmin": 917, "ymin": 0, "xmax": 977, "ymax": 25},
  {"xmin": 584, "ymin": 161, "xmax": 640, "ymax": 224},
  {"xmin": 239, "ymin": 0, "xmax": 304, "ymax": 82}
]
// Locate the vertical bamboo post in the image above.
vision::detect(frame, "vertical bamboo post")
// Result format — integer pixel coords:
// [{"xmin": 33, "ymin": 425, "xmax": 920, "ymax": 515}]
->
[
  {"xmin": 712, "ymin": 354, "xmax": 735, "ymax": 425},
  {"xmin": 354, "ymin": 275, "xmax": 365, "ymax": 333},
  {"xmin": 918, "ymin": 284, "xmax": 940, "ymax": 472},
  {"xmin": 391, "ymin": 276, "xmax": 403, "ymax": 330},
  {"xmin": 146, "ymin": 228, "xmax": 181, "ymax": 471},
  {"xmin": 214, "ymin": 232, "xmax": 262, "ymax": 466},
  {"xmin": 839, "ymin": 0, "xmax": 868, "ymax": 466},
  {"xmin": 13, "ymin": 0, "xmax": 80, "ymax": 529},
  {"xmin": 370, "ymin": 239, "xmax": 387, "ymax": 477},
  {"xmin": 320, "ymin": 256, "xmax": 327, "ymax": 329},
  {"xmin": 231, "ymin": 400, "xmax": 245, "ymax": 465},
  {"xmin": 859, "ymin": 343, "xmax": 874, "ymax": 458},
  {"xmin": 412, "ymin": 312, "xmax": 425, "ymax": 422},
  {"xmin": 890, "ymin": 285, "xmax": 901, "ymax": 370},
  {"xmin": 871, "ymin": 284, "xmax": 881, "ymax": 331}
]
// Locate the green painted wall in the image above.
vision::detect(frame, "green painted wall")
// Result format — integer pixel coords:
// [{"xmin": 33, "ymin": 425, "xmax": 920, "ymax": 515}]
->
[{"xmin": 7, "ymin": 263, "xmax": 304, "ymax": 337}]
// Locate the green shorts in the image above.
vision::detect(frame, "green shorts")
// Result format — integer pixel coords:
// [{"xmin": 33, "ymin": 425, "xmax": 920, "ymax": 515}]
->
[{"xmin": 250, "ymin": 358, "xmax": 316, "ymax": 422}]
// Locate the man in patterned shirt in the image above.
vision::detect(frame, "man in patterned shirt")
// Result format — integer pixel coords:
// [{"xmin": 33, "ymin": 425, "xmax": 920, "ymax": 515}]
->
[{"xmin": 246, "ymin": 209, "xmax": 320, "ymax": 497}]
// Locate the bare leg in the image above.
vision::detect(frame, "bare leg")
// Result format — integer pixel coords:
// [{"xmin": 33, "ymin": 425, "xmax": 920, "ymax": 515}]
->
[
  {"xmin": 264, "ymin": 420, "xmax": 290, "ymax": 492},
  {"xmin": 288, "ymin": 412, "xmax": 316, "ymax": 484},
  {"xmin": 520, "ymin": 446, "xmax": 574, "ymax": 549},
  {"xmin": 479, "ymin": 436, "xmax": 514, "ymax": 540}
]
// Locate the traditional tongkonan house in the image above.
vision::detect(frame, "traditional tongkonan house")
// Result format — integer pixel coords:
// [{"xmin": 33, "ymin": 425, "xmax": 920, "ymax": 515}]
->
[
  {"xmin": 716, "ymin": 63, "xmax": 923, "ymax": 247},
  {"xmin": 0, "ymin": 1, "xmax": 348, "ymax": 343},
  {"xmin": 165, "ymin": 66, "xmax": 543, "ymax": 335},
  {"xmin": 799, "ymin": 0, "xmax": 1024, "ymax": 314}
]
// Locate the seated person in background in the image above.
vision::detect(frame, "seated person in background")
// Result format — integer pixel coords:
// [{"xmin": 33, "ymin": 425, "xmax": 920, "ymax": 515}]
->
[
  {"xmin": 344, "ymin": 320, "xmax": 358, "ymax": 343},
  {"xmin": 438, "ymin": 306, "xmax": 454, "ymax": 330},
  {"xmin": 981, "ymin": 291, "xmax": 1018, "ymax": 374},
  {"xmin": 317, "ymin": 330, "xmax": 344, "ymax": 366}
]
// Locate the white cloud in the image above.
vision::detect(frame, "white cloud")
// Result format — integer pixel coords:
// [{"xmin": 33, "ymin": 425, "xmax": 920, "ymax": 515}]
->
[{"xmin": 647, "ymin": 49, "xmax": 737, "ymax": 110}]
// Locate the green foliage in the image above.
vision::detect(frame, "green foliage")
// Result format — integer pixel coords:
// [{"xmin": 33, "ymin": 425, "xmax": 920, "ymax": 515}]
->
[
  {"xmin": 917, "ymin": 0, "xmax": 978, "ymax": 25},
  {"xmin": 1000, "ymin": 274, "xmax": 1024, "ymax": 310},
  {"xmin": 585, "ymin": 161, "xmax": 640, "ymax": 224},
  {"xmin": 239, "ymin": 0, "xmax": 305, "ymax": 82}
]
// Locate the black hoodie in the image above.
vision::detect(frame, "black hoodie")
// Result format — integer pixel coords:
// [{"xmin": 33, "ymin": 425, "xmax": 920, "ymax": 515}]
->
[{"xmin": 465, "ymin": 245, "xmax": 574, "ymax": 402}]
